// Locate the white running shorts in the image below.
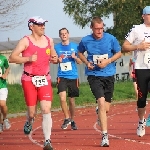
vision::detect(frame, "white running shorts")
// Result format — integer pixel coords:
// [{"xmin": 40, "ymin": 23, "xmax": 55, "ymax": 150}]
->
[{"xmin": 0, "ymin": 88, "xmax": 8, "ymax": 101}]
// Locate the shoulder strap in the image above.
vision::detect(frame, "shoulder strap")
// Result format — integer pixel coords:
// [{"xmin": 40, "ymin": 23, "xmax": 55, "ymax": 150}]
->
[{"xmin": 45, "ymin": 35, "xmax": 51, "ymax": 47}]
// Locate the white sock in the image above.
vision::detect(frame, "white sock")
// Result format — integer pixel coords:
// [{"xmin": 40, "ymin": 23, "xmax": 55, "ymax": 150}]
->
[
  {"xmin": 102, "ymin": 130, "xmax": 107, "ymax": 135},
  {"xmin": 42, "ymin": 113, "xmax": 52, "ymax": 142},
  {"xmin": 140, "ymin": 119, "xmax": 144, "ymax": 123}
]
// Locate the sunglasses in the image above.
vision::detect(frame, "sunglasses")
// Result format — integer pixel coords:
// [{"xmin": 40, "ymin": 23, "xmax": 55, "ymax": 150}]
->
[{"xmin": 33, "ymin": 22, "xmax": 45, "ymax": 27}]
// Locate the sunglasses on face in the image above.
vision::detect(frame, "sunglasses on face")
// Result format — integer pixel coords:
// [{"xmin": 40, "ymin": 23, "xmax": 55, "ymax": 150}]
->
[{"xmin": 33, "ymin": 22, "xmax": 45, "ymax": 27}]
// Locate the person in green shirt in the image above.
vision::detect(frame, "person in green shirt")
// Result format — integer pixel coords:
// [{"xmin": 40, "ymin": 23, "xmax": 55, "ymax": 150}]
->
[{"xmin": 0, "ymin": 54, "xmax": 11, "ymax": 132}]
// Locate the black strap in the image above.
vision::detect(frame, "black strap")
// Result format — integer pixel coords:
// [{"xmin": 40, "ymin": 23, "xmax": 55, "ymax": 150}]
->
[{"xmin": 24, "ymin": 71, "xmax": 49, "ymax": 77}]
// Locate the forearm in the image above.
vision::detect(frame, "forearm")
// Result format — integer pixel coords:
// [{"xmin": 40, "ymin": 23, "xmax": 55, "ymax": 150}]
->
[
  {"xmin": 109, "ymin": 51, "xmax": 122, "ymax": 63},
  {"xmin": 122, "ymin": 44, "xmax": 138, "ymax": 52},
  {"xmin": 4, "ymin": 67, "xmax": 10, "ymax": 76},
  {"xmin": 78, "ymin": 52, "xmax": 88, "ymax": 65},
  {"xmin": 74, "ymin": 57, "xmax": 82, "ymax": 64},
  {"xmin": 9, "ymin": 55, "xmax": 29, "ymax": 64}
]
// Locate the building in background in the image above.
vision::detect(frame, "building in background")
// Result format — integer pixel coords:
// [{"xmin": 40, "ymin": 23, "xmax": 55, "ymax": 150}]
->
[{"xmin": 0, "ymin": 39, "xmax": 130, "ymax": 84}]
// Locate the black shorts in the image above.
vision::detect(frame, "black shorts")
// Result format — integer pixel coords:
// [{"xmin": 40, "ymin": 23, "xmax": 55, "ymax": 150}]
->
[
  {"xmin": 57, "ymin": 77, "xmax": 79, "ymax": 97},
  {"xmin": 87, "ymin": 75, "xmax": 115, "ymax": 103}
]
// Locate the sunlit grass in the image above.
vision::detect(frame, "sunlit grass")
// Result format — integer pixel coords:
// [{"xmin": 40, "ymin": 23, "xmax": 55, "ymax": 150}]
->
[{"xmin": 7, "ymin": 81, "xmax": 138, "ymax": 114}]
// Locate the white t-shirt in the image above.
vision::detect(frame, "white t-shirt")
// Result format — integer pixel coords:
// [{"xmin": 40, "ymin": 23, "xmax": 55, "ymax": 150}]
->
[{"xmin": 126, "ymin": 24, "xmax": 150, "ymax": 69}]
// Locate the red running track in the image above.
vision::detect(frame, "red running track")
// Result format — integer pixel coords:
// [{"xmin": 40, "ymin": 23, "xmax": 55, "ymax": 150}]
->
[{"xmin": 1, "ymin": 102, "xmax": 150, "ymax": 150}]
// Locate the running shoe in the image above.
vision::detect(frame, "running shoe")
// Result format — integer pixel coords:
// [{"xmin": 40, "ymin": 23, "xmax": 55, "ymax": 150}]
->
[
  {"xmin": 61, "ymin": 118, "xmax": 71, "ymax": 129},
  {"xmin": 137, "ymin": 119, "xmax": 146, "ymax": 137},
  {"xmin": 101, "ymin": 133, "xmax": 109, "ymax": 147},
  {"xmin": 43, "ymin": 139, "xmax": 53, "ymax": 150},
  {"xmin": 3, "ymin": 118, "xmax": 11, "ymax": 130},
  {"xmin": 24, "ymin": 121, "xmax": 32, "ymax": 135},
  {"xmin": 71, "ymin": 121, "xmax": 78, "ymax": 130}
]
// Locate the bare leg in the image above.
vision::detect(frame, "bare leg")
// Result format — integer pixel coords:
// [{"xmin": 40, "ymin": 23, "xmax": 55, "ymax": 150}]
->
[
  {"xmin": 69, "ymin": 97, "xmax": 75, "ymax": 121},
  {"xmin": 59, "ymin": 91, "xmax": 69, "ymax": 119}
]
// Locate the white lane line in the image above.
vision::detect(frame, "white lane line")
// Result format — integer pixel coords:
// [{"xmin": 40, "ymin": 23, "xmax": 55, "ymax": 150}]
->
[
  {"xmin": 28, "ymin": 126, "xmax": 43, "ymax": 148},
  {"xmin": 93, "ymin": 109, "xmax": 150, "ymax": 146}
]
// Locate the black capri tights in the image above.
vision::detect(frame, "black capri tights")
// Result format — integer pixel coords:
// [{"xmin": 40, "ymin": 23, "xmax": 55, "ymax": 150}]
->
[{"xmin": 135, "ymin": 69, "xmax": 150, "ymax": 108}]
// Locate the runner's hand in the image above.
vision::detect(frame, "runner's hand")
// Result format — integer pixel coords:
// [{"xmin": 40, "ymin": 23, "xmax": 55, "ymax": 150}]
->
[
  {"xmin": 29, "ymin": 51, "xmax": 37, "ymax": 62},
  {"xmin": 87, "ymin": 61, "xmax": 94, "ymax": 70},
  {"xmin": 51, "ymin": 55, "xmax": 58, "ymax": 63},
  {"xmin": 71, "ymin": 52, "xmax": 77, "ymax": 59},
  {"xmin": 96, "ymin": 59, "xmax": 110, "ymax": 68},
  {"xmin": 58, "ymin": 57, "xmax": 62, "ymax": 63},
  {"xmin": 137, "ymin": 39, "xmax": 150, "ymax": 51},
  {"xmin": 1, "ymin": 74, "xmax": 7, "ymax": 79}
]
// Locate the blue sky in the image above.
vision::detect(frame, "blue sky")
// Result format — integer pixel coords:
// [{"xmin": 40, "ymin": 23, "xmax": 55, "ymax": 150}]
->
[{"xmin": 0, "ymin": 0, "xmax": 113, "ymax": 42}]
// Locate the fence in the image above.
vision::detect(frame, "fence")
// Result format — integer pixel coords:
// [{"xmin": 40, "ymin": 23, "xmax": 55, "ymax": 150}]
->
[{"xmin": 6, "ymin": 55, "xmax": 131, "ymax": 84}]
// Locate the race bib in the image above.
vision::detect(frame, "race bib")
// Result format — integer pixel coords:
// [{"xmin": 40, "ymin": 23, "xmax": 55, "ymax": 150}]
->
[
  {"xmin": 0, "ymin": 68, "xmax": 2, "ymax": 77},
  {"xmin": 93, "ymin": 54, "xmax": 108, "ymax": 64},
  {"xmin": 144, "ymin": 53, "xmax": 150, "ymax": 66},
  {"xmin": 60, "ymin": 62, "xmax": 72, "ymax": 71},
  {"xmin": 32, "ymin": 76, "xmax": 48, "ymax": 87}
]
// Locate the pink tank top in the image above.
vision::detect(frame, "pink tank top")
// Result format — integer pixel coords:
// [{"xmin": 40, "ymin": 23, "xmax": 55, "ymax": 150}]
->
[{"xmin": 21, "ymin": 36, "xmax": 51, "ymax": 81}]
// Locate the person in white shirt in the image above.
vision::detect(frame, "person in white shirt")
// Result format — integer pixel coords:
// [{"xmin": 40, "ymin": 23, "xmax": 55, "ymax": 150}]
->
[{"xmin": 122, "ymin": 6, "xmax": 150, "ymax": 137}]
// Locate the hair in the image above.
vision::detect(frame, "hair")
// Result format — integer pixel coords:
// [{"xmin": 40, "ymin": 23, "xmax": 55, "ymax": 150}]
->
[
  {"xmin": 90, "ymin": 16, "xmax": 103, "ymax": 27},
  {"xmin": 59, "ymin": 28, "xmax": 69, "ymax": 35},
  {"xmin": 28, "ymin": 22, "xmax": 32, "ymax": 31}
]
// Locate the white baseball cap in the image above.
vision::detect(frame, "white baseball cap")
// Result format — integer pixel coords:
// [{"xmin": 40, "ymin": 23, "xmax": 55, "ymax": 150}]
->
[{"xmin": 28, "ymin": 16, "xmax": 48, "ymax": 24}]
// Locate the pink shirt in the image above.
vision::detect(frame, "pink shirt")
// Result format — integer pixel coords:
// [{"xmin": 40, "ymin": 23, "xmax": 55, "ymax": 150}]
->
[{"xmin": 21, "ymin": 36, "xmax": 51, "ymax": 81}]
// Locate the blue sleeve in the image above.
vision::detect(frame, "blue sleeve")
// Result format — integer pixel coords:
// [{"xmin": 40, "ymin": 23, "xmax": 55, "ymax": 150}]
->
[
  {"xmin": 112, "ymin": 37, "xmax": 121, "ymax": 53},
  {"xmin": 78, "ymin": 40, "xmax": 86, "ymax": 53}
]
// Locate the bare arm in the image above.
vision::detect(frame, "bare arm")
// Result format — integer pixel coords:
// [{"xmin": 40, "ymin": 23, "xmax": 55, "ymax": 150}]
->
[
  {"xmin": 97, "ymin": 51, "xmax": 121, "ymax": 68},
  {"xmin": 74, "ymin": 57, "xmax": 82, "ymax": 64},
  {"xmin": 50, "ymin": 38, "xmax": 57, "ymax": 57},
  {"xmin": 109, "ymin": 51, "xmax": 122, "ymax": 63},
  {"xmin": 122, "ymin": 39, "xmax": 150, "ymax": 52},
  {"xmin": 78, "ymin": 51, "xmax": 94, "ymax": 70},
  {"xmin": 2, "ymin": 67, "xmax": 10, "ymax": 79},
  {"xmin": 78, "ymin": 52, "xmax": 88, "ymax": 65},
  {"xmin": 9, "ymin": 38, "xmax": 30, "ymax": 64},
  {"xmin": 49, "ymin": 38, "xmax": 58, "ymax": 63},
  {"xmin": 71, "ymin": 52, "xmax": 82, "ymax": 64}
]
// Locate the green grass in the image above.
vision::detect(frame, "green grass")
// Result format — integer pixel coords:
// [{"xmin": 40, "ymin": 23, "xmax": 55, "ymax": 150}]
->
[{"xmin": 7, "ymin": 81, "xmax": 137, "ymax": 114}]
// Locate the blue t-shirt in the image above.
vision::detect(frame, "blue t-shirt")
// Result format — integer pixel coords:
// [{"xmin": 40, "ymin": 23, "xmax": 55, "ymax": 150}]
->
[
  {"xmin": 55, "ymin": 42, "xmax": 79, "ymax": 79},
  {"xmin": 78, "ymin": 33, "xmax": 121, "ymax": 76}
]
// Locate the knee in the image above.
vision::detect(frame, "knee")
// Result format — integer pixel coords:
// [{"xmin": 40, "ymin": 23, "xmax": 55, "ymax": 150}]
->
[
  {"xmin": 60, "ymin": 96, "xmax": 66, "ymax": 102},
  {"xmin": 41, "ymin": 108, "xmax": 51, "ymax": 114},
  {"xmin": 0, "ymin": 101, "xmax": 6, "ymax": 107}
]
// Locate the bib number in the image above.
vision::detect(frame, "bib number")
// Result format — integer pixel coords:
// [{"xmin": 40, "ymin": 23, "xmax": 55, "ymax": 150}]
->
[
  {"xmin": 32, "ymin": 76, "xmax": 48, "ymax": 87},
  {"xmin": 60, "ymin": 62, "xmax": 72, "ymax": 71},
  {"xmin": 93, "ymin": 54, "xmax": 108, "ymax": 64},
  {"xmin": 144, "ymin": 53, "xmax": 150, "ymax": 66}
]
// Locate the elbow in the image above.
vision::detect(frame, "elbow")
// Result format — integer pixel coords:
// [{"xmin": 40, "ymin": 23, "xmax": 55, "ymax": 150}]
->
[
  {"xmin": 77, "ymin": 61, "xmax": 82, "ymax": 64},
  {"xmin": 122, "ymin": 45, "xmax": 129, "ymax": 52},
  {"xmin": 8, "ymin": 55, "xmax": 15, "ymax": 63},
  {"xmin": 8, "ymin": 57, "xmax": 13, "ymax": 63}
]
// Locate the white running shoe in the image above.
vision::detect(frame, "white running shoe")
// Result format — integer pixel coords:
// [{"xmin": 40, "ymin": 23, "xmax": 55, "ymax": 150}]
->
[
  {"xmin": 137, "ymin": 119, "xmax": 146, "ymax": 137},
  {"xmin": 0, "ymin": 123, "xmax": 3, "ymax": 132},
  {"xmin": 3, "ymin": 119, "xmax": 11, "ymax": 130},
  {"xmin": 101, "ymin": 133, "xmax": 109, "ymax": 147}
]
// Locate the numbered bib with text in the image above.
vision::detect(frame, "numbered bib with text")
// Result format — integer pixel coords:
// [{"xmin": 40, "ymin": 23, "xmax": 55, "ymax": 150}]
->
[
  {"xmin": 60, "ymin": 62, "xmax": 72, "ymax": 71},
  {"xmin": 144, "ymin": 53, "xmax": 150, "ymax": 66},
  {"xmin": 93, "ymin": 54, "xmax": 108, "ymax": 64},
  {"xmin": 32, "ymin": 76, "xmax": 48, "ymax": 87}
]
